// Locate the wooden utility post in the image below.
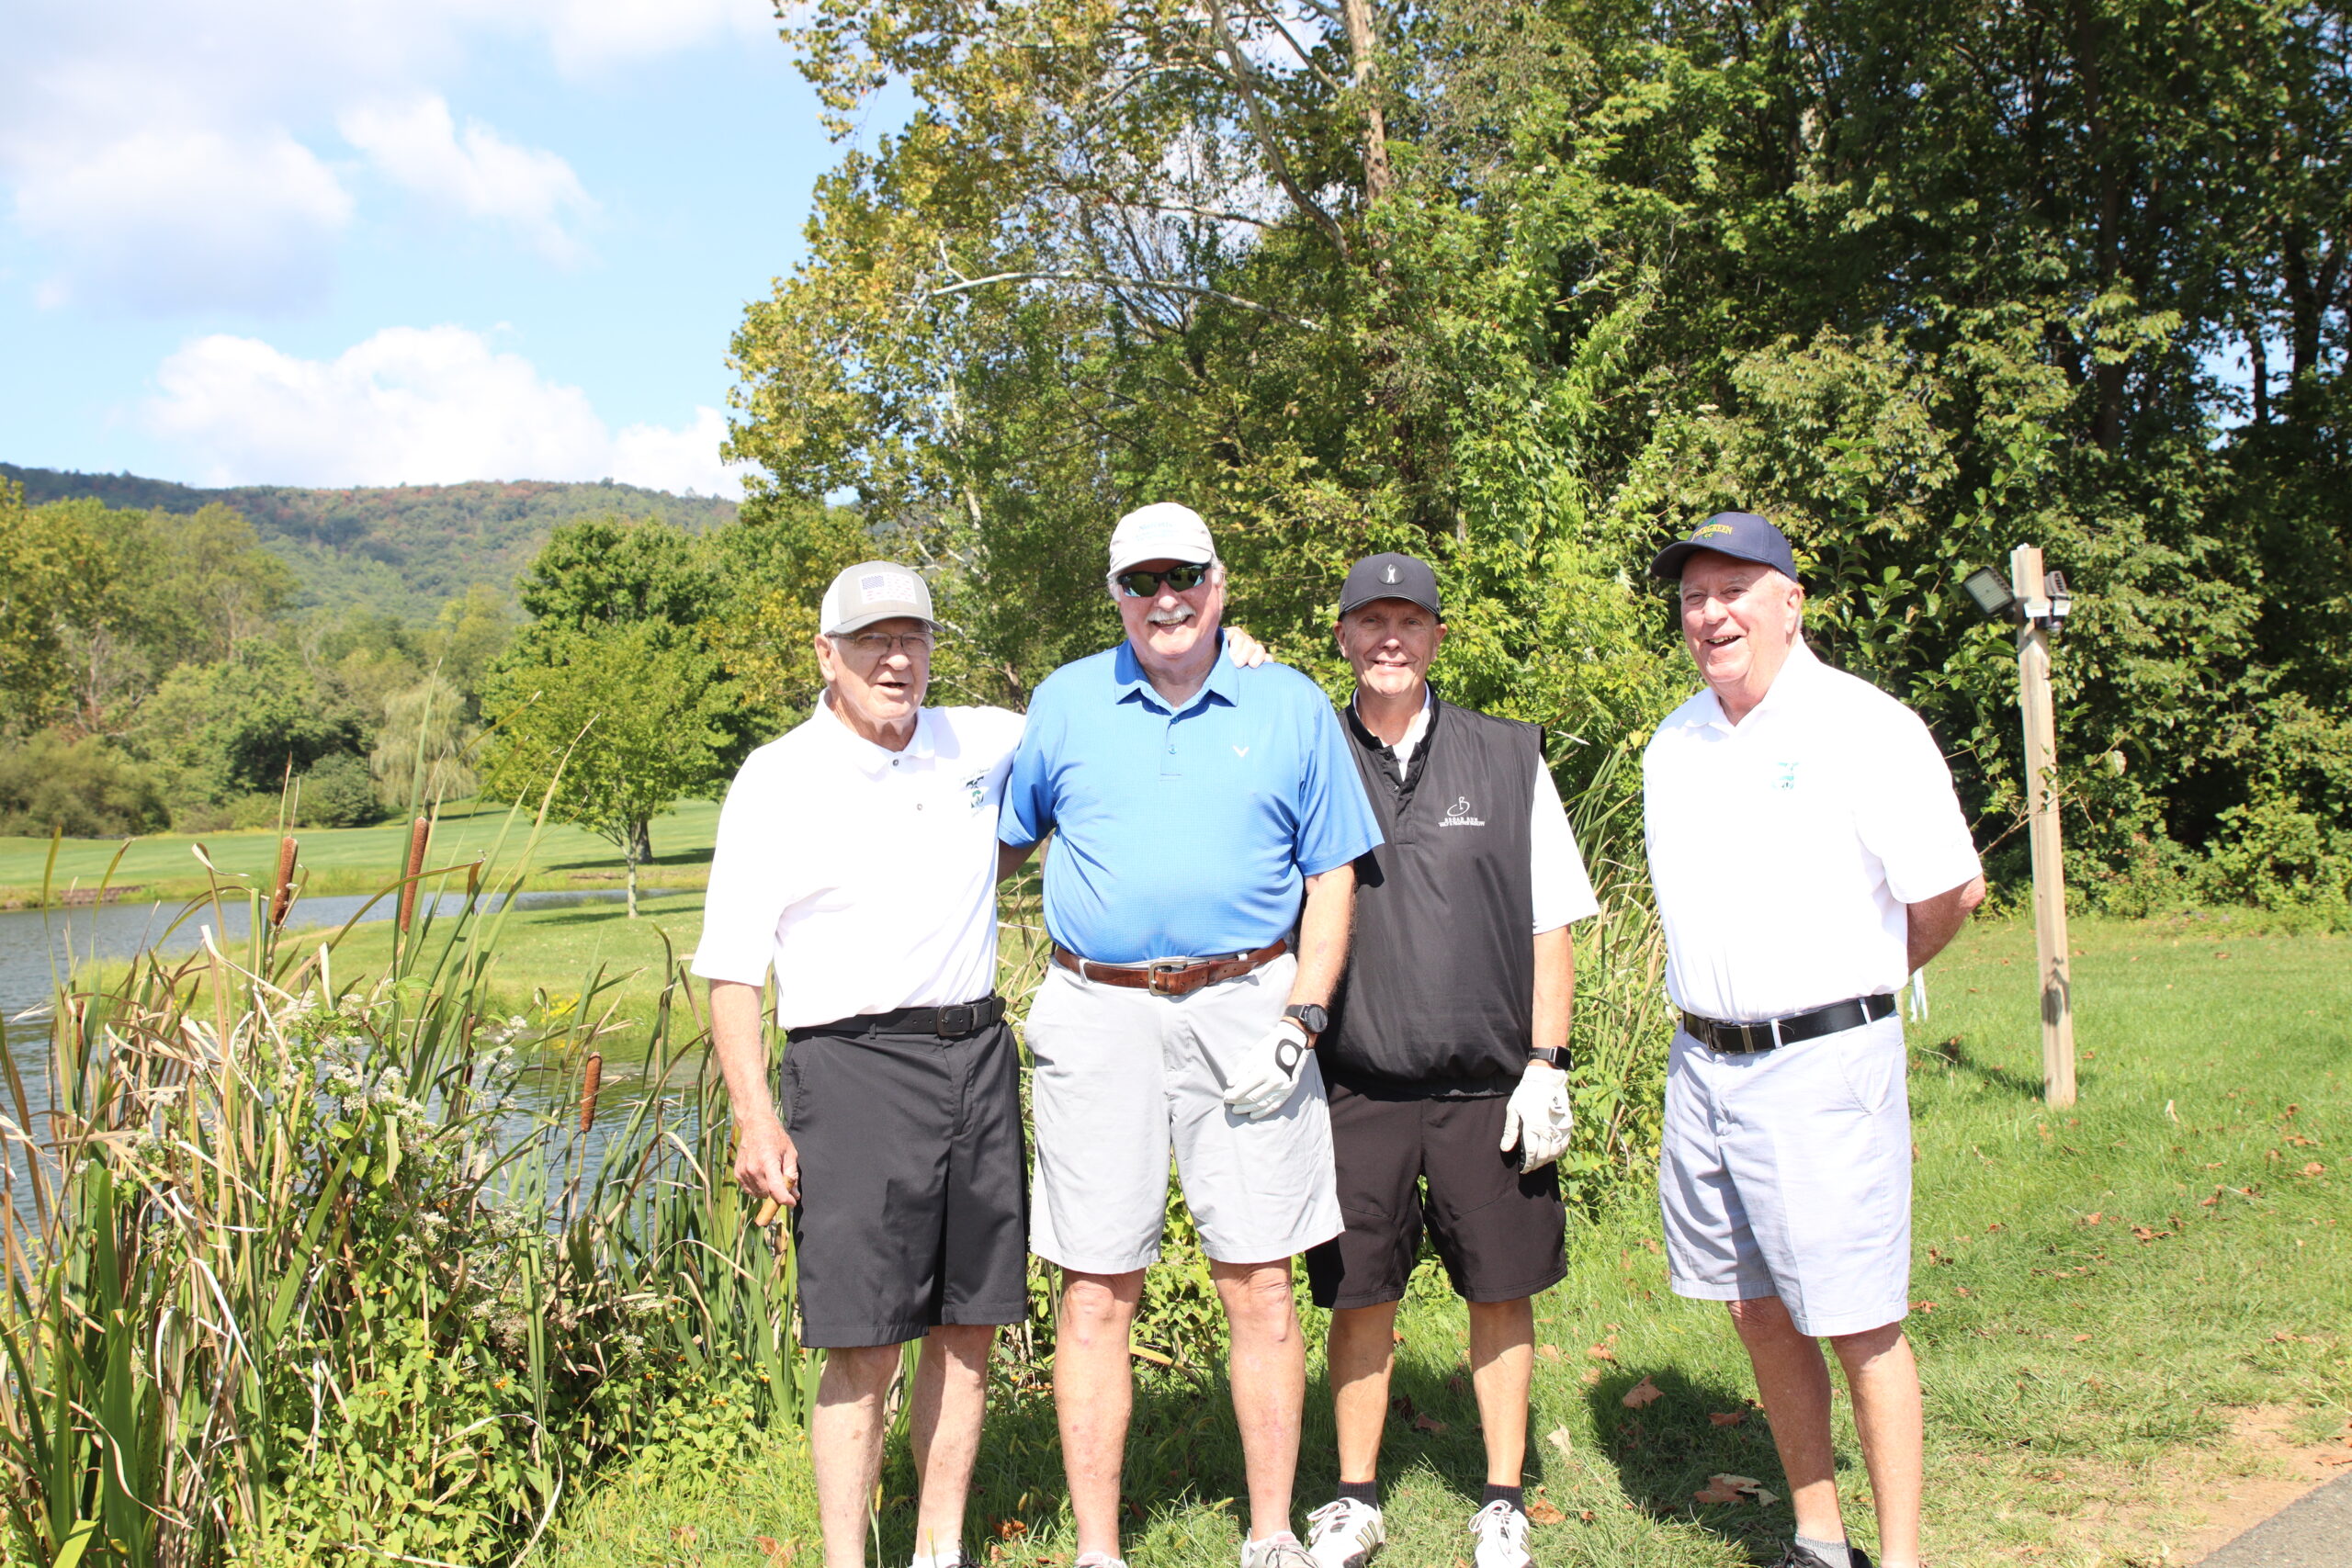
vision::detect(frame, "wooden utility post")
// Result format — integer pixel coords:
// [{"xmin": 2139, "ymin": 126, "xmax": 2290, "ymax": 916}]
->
[{"xmin": 2011, "ymin": 544, "xmax": 2076, "ymax": 1107}]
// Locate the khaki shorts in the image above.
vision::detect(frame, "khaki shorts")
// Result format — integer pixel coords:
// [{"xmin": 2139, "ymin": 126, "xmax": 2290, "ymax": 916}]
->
[{"xmin": 1023, "ymin": 952, "xmax": 1343, "ymax": 1272}]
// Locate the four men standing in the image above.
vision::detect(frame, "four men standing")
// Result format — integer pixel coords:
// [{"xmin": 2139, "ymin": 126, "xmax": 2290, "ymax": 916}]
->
[{"xmin": 702, "ymin": 506, "xmax": 1984, "ymax": 1568}]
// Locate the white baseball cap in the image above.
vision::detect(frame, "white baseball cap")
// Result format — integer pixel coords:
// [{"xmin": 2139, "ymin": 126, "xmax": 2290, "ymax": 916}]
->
[
  {"xmin": 820, "ymin": 560, "xmax": 936, "ymax": 636},
  {"xmin": 1106, "ymin": 502, "xmax": 1216, "ymax": 577}
]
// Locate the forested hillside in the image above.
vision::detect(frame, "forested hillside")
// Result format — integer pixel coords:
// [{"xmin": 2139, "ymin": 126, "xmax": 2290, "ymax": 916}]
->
[{"xmin": 0, "ymin": 464, "xmax": 737, "ymax": 620}]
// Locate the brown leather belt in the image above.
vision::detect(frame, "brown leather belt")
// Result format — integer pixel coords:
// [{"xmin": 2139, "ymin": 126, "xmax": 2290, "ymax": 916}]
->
[{"xmin": 1053, "ymin": 940, "xmax": 1287, "ymax": 996}]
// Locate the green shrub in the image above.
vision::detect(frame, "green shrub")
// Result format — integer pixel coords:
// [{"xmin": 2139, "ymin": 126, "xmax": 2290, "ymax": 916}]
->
[
  {"xmin": 299, "ymin": 752, "xmax": 382, "ymax": 828},
  {"xmin": 0, "ymin": 728, "xmax": 169, "ymax": 837}
]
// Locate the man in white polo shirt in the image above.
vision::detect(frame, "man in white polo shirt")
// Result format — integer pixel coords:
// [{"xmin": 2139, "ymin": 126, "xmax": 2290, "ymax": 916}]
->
[
  {"xmin": 697, "ymin": 561, "xmax": 1023, "ymax": 1568},
  {"xmin": 1642, "ymin": 513, "xmax": 1984, "ymax": 1568}
]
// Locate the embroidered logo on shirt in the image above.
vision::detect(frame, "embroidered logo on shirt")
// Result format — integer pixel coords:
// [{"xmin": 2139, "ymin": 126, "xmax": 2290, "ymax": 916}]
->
[
  {"xmin": 962, "ymin": 770, "xmax": 991, "ymax": 808},
  {"xmin": 1231, "ymin": 744, "xmax": 1250, "ymax": 759},
  {"xmin": 1440, "ymin": 795, "xmax": 1486, "ymax": 827},
  {"xmin": 1773, "ymin": 761, "xmax": 1799, "ymax": 792}
]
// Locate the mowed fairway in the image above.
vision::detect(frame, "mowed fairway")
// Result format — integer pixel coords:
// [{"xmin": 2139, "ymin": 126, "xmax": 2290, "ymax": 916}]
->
[
  {"xmin": 548, "ymin": 914, "xmax": 2352, "ymax": 1568},
  {"xmin": 0, "ymin": 797, "xmax": 720, "ymax": 906}
]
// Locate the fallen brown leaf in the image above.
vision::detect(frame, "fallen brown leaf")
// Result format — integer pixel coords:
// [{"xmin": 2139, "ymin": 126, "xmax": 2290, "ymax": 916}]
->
[
  {"xmin": 1692, "ymin": 1472, "xmax": 1764, "ymax": 1506},
  {"xmin": 1910, "ymin": 1300, "xmax": 1937, "ymax": 1313},
  {"xmin": 2323, "ymin": 1452, "xmax": 2352, "ymax": 1467},
  {"xmin": 1587, "ymin": 1344, "xmax": 1617, "ymax": 1361},
  {"xmin": 2303, "ymin": 1161, "xmax": 2328, "ymax": 1177},
  {"xmin": 753, "ymin": 1538, "xmax": 797, "ymax": 1567},
  {"xmin": 1391, "ymin": 1395, "xmax": 1417, "ymax": 1422},
  {"xmin": 1546, "ymin": 1426, "xmax": 1574, "ymax": 1457},
  {"xmin": 1412, "ymin": 1413, "xmax": 1448, "ymax": 1434},
  {"xmin": 1578, "ymin": 1510, "xmax": 1596, "ymax": 1523},
  {"xmin": 1622, "ymin": 1375, "xmax": 1663, "ymax": 1409},
  {"xmin": 1392, "ymin": 1329, "xmax": 1407, "ymax": 1344},
  {"xmin": 1987, "ymin": 1221, "xmax": 2006, "ymax": 1232},
  {"xmin": 1580, "ymin": 1366, "xmax": 1604, "ymax": 1386},
  {"xmin": 2073, "ymin": 1333, "xmax": 2092, "ymax": 1342},
  {"xmin": 1755, "ymin": 1488, "xmax": 1780, "ymax": 1506},
  {"xmin": 2083, "ymin": 1212, "xmax": 2103, "ymax": 1225},
  {"xmin": 1526, "ymin": 1500, "xmax": 1566, "ymax": 1525},
  {"xmin": 1536, "ymin": 1343, "xmax": 1563, "ymax": 1362},
  {"xmin": 1709, "ymin": 1410, "xmax": 1747, "ymax": 1427},
  {"xmin": 2132, "ymin": 1225, "xmax": 2158, "ymax": 1242},
  {"xmin": 996, "ymin": 1518, "xmax": 1030, "ymax": 1539}
]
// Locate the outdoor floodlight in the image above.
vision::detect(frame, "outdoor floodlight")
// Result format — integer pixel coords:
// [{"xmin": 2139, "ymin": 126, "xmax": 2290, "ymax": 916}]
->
[
  {"xmin": 2043, "ymin": 570, "xmax": 2073, "ymax": 630},
  {"xmin": 1962, "ymin": 566, "xmax": 2018, "ymax": 620}
]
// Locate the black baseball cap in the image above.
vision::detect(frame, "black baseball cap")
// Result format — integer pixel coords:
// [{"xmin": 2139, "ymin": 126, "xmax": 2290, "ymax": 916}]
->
[
  {"xmin": 1647, "ymin": 511, "xmax": 1800, "ymax": 582},
  {"xmin": 1340, "ymin": 552, "xmax": 1442, "ymax": 617}
]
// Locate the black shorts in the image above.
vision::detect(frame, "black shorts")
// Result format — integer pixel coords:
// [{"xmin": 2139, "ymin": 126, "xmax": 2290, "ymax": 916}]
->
[
  {"xmin": 781, "ymin": 1013, "xmax": 1028, "ymax": 1348},
  {"xmin": 1305, "ymin": 1080, "xmax": 1567, "ymax": 1310}
]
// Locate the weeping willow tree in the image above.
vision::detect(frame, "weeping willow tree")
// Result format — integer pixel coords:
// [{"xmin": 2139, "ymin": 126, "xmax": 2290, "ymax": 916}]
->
[{"xmin": 370, "ymin": 674, "xmax": 480, "ymax": 813}]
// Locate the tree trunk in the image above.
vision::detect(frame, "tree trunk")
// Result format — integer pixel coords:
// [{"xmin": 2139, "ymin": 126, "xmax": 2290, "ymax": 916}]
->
[
  {"xmin": 1341, "ymin": 0, "xmax": 1394, "ymax": 208},
  {"xmin": 632, "ymin": 818, "xmax": 653, "ymax": 865},
  {"xmin": 625, "ymin": 826, "xmax": 641, "ymax": 919}
]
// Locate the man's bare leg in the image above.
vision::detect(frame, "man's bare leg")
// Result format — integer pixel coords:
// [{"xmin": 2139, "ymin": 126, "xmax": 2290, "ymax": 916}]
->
[
  {"xmin": 1726, "ymin": 1296, "xmax": 1845, "ymax": 1544},
  {"xmin": 1214, "ymin": 1258, "xmax": 1306, "ymax": 1545},
  {"xmin": 813, "ymin": 1342, "xmax": 910, "ymax": 1568},
  {"xmin": 910, "ymin": 1325, "xmax": 998, "ymax": 1561},
  {"xmin": 1832, "ymin": 1323, "xmax": 1923, "ymax": 1568},
  {"xmin": 1464, "ymin": 1298, "xmax": 1533, "ymax": 1487},
  {"xmin": 1326, "ymin": 1300, "xmax": 1400, "ymax": 1484},
  {"xmin": 1057, "ymin": 1270, "xmax": 1144, "ymax": 1561}
]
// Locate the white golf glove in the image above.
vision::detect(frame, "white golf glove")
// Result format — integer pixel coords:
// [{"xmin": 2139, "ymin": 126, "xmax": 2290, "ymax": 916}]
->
[
  {"xmin": 1223, "ymin": 1018, "xmax": 1312, "ymax": 1120},
  {"xmin": 1499, "ymin": 1059, "xmax": 1574, "ymax": 1173}
]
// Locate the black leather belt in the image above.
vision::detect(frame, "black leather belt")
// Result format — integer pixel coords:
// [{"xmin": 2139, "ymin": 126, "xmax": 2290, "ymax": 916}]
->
[
  {"xmin": 1680, "ymin": 993, "xmax": 1897, "ymax": 1055},
  {"xmin": 787, "ymin": 995, "xmax": 1006, "ymax": 1043}
]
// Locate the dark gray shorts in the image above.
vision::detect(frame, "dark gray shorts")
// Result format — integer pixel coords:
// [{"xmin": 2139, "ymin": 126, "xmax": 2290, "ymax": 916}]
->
[{"xmin": 781, "ymin": 1014, "xmax": 1028, "ymax": 1348}]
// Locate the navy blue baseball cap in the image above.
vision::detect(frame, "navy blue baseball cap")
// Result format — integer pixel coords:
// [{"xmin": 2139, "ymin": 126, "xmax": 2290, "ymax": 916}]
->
[
  {"xmin": 1340, "ymin": 552, "xmax": 1442, "ymax": 616},
  {"xmin": 1647, "ymin": 511, "xmax": 1800, "ymax": 582}
]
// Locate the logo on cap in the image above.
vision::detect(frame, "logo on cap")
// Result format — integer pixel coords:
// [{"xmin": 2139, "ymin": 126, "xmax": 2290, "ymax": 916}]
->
[
  {"xmin": 860, "ymin": 571, "xmax": 918, "ymax": 603},
  {"xmin": 1695, "ymin": 523, "xmax": 1734, "ymax": 539},
  {"xmin": 1382, "ymin": 564, "xmax": 1400, "ymax": 583}
]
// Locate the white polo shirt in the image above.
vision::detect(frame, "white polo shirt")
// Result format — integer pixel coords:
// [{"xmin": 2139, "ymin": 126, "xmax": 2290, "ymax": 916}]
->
[
  {"xmin": 1642, "ymin": 642, "xmax": 1981, "ymax": 1022},
  {"xmin": 692, "ymin": 697, "xmax": 1025, "ymax": 1030},
  {"xmin": 1375, "ymin": 692, "xmax": 1600, "ymax": 933}
]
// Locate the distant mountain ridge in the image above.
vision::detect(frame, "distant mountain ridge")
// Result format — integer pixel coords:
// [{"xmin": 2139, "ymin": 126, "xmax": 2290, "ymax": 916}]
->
[{"xmin": 2, "ymin": 464, "xmax": 739, "ymax": 623}]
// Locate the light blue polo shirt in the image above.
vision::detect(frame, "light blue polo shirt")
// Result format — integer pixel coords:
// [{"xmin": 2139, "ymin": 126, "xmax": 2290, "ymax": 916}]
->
[{"xmin": 1000, "ymin": 637, "xmax": 1382, "ymax": 964}]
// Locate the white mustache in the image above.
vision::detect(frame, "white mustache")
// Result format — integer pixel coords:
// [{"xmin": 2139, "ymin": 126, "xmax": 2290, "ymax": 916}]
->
[{"xmin": 1147, "ymin": 606, "xmax": 1195, "ymax": 626}]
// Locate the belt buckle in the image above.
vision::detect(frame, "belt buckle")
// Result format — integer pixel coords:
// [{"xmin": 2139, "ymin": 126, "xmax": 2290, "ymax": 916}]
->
[
  {"xmin": 935, "ymin": 1005, "xmax": 973, "ymax": 1037},
  {"xmin": 1144, "ymin": 959, "xmax": 1194, "ymax": 996}
]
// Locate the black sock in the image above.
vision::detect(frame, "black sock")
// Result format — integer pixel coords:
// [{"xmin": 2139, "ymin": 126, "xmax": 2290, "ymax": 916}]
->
[
  {"xmin": 1337, "ymin": 1480, "xmax": 1379, "ymax": 1507},
  {"xmin": 1481, "ymin": 1483, "xmax": 1524, "ymax": 1513}
]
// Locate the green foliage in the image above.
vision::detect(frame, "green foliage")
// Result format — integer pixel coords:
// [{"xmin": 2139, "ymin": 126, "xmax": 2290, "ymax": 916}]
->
[
  {"xmin": 2, "ymin": 465, "xmax": 738, "ymax": 622},
  {"xmin": 130, "ymin": 644, "xmax": 366, "ymax": 815},
  {"xmin": 0, "ymin": 481, "xmax": 104, "ymax": 732},
  {"xmin": 0, "ymin": 730, "xmax": 168, "ymax": 838},
  {"xmin": 481, "ymin": 624, "xmax": 735, "ymax": 911},
  {"xmin": 296, "ymin": 752, "xmax": 382, "ymax": 829}
]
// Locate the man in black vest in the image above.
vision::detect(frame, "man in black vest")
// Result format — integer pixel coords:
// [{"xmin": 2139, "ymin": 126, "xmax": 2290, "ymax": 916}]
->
[{"xmin": 1302, "ymin": 554, "xmax": 1599, "ymax": 1568}]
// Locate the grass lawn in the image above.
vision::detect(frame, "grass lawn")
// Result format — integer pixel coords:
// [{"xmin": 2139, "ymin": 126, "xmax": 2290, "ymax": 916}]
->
[
  {"xmin": 543, "ymin": 912, "xmax": 2352, "ymax": 1568},
  {"xmin": 0, "ymin": 796, "xmax": 720, "ymax": 908}
]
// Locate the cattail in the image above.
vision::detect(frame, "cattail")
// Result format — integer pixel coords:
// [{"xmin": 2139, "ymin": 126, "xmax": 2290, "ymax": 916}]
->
[
  {"xmin": 397, "ymin": 817, "xmax": 429, "ymax": 931},
  {"xmin": 268, "ymin": 836, "xmax": 299, "ymax": 928},
  {"xmin": 578, "ymin": 1052, "xmax": 603, "ymax": 1133}
]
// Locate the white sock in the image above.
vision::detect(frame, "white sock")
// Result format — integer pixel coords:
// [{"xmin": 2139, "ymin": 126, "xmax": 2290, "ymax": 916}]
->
[{"xmin": 910, "ymin": 1549, "xmax": 962, "ymax": 1568}]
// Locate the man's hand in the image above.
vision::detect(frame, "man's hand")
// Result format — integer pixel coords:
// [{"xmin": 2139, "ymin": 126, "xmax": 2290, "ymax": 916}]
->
[
  {"xmin": 735, "ymin": 1113, "xmax": 802, "ymax": 1206},
  {"xmin": 1225, "ymin": 626, "xmax": 1272, "ymax": 667},
  {"xmin": 1223, "ymin": 1018, "xmax": 1312, "ymax": 1119},
  {"xmin": 1499, "ymin": 1059, "xmax": 1574, "ymax": 1173}
]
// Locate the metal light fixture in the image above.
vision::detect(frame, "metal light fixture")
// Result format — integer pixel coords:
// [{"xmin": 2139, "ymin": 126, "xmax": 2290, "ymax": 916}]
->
[{"xmin": 1962, "ymin": 566, "xmax": 2018, "ymax": 621}]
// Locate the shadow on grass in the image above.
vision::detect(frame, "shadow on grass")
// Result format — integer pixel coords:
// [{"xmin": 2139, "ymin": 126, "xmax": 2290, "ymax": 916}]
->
[
  {"xmin": 1585, "ymin": 1364, "xmax": 1820, "ymax": 1562},
  {"xmin": 1919, "ymin": 1032, "xmax": 2045, "ymax": 1101}
]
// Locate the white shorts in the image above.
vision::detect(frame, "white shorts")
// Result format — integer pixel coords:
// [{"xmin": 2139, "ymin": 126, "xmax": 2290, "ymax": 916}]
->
[
  {"xmin": 1023, "ymin": 952, "xmax": 1343, "ymax": 1273},
  {"xmin": 1658, "ymin": 1013, "xmax": 1912, "ymax": 1337}
]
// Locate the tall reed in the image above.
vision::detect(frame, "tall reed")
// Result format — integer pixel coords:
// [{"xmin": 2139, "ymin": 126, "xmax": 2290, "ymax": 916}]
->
[{"xmin": 0, "ymin": 805, "xmax": 812, "ymax": 1565}]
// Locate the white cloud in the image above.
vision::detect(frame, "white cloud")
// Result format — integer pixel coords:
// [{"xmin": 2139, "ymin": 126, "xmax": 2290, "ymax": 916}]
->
[
  {"xmin": 146, "ymin": 325, "xmax": 745, "ymax": 496},
  {"xmin": 342, "ymin": 96, "xmax": 594, "ymax": 261},
  {"xmin": 0, "ymin": 0, "xmax": 767, "ymax": 312},
  {"xmin": 11, "ymin": 124, "xmax": 352, "ymax": 314}
]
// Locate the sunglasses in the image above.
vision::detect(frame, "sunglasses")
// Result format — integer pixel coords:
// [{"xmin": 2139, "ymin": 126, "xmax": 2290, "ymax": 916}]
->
[{"xmin": 1113, "ymin": 564, "xmax": 1213, "ymax": 597}]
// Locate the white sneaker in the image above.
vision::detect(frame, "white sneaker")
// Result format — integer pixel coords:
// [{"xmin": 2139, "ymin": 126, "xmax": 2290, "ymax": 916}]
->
[
  {"xmin": 1468, "ymin": 1500, "xmax": 1532, "ymax": 1568},
  {"xmin": 1306, "ymin": 1498, "xmax": 1385, "ymax": 1568},
  {"xmin": 1074, "ymin": 1554, "xmax": 1127, "ymax": 1568},
  {"xmin": 1240, "ymin": 1532, "xmax": 1317, "ymax": 1568}
]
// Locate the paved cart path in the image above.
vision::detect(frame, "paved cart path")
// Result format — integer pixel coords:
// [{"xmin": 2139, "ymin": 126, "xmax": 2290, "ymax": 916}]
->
[{"xmin": 2198, "ymin": 1472, "xmax": 2352, "ymax": 1567}]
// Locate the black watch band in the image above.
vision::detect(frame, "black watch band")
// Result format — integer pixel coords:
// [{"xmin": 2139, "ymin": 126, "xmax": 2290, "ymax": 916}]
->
[
  {"xmin": 1528, "ymin": 1045, "xmax": 1566, "ymax": 1068},
  {"xmin": 1283, "ymin": 1002, "xmax": 1329, "ymax": 1037}
]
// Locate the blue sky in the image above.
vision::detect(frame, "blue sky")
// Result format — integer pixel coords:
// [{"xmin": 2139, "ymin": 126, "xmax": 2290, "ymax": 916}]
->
[{"xmin": 1, "ymin": 0, "xmax": 869, "ymax": 498}]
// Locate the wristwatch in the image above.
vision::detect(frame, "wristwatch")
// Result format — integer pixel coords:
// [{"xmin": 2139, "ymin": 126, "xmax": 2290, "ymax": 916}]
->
[
  {"xmin": 1283, "ymin": 1003, "xmax": 1329, "ymax": 1037},
  {"xmin": 1527, "ymin": 1044, "xmax": 1567, "ymax": 1068}
]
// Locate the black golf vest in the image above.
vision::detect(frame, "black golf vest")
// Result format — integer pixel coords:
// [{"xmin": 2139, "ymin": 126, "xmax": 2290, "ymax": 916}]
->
[{"xmin": 1322, "ymin": 694, "xmax": 1541, "ymax": 1098}]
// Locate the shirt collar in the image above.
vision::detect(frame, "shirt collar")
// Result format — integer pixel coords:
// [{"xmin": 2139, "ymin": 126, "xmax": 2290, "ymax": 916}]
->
[
  {"xmin": 1348, "ymin": 684, "xmax": 1434, "ymax": 753},
  {"xmin": 818, "ymin": 692, "xmax": 936, "ymax": 775},
  {"xmin": 1680, "ymin": 640, "xmax": 1820, "ymax": 736},
  {"xmin": 1112, "ymin": 633, "xmax": 1238, "ymax": 715}
]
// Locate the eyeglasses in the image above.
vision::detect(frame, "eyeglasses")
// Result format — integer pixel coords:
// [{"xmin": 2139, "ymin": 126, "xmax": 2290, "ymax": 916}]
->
[
  {"xmin": 837, "ymin": 631, "xmax": 933, "ymax": 657},
  {"xmin": 1113, "ymin": 564, "xmax": 1213, "ymax": 597}
]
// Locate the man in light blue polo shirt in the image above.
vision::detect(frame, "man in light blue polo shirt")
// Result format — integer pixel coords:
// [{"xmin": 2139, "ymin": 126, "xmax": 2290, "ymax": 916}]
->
[{"xmin": 1000, "ymin": 502, "xmax": 1381, "ymax": 1568}]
